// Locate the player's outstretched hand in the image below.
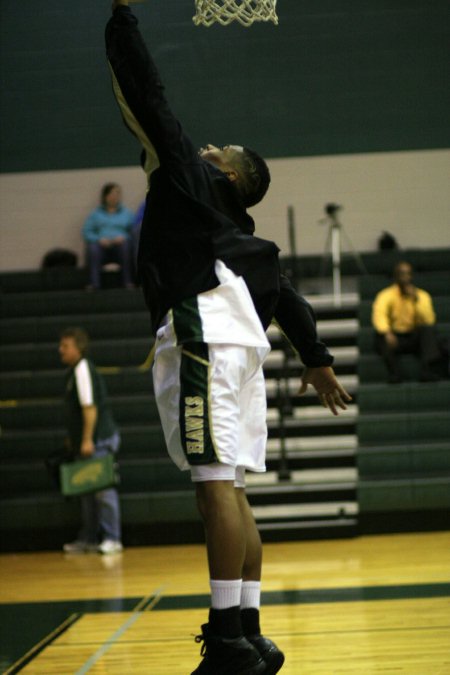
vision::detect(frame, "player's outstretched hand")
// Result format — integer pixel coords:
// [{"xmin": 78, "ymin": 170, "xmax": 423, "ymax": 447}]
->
[{"xmin": 299, "ymin": 366, "xmax": 352, "ymax": 416}]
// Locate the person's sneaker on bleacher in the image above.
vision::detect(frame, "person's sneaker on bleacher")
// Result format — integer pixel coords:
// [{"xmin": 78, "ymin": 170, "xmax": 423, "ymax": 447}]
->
[
  {"xmin": 63, "ymin": 540, "xmax": 98, "ymax": 554},
  {"xmin": 191, "ymin": 623, "xmax": 266, "ymax": 675},
  {"xmin": 247, "ymin": 634, "xmax": 285, "ymax": 674}
]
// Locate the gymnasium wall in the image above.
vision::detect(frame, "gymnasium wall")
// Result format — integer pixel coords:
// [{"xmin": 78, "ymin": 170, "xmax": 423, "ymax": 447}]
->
[
  {"xmin": 1, "ymin": 149, "xmax": 449, "ymax": 271},
  {"xmin": 0, "ymin": 0, "xmax": 449, "ymax": 270}
]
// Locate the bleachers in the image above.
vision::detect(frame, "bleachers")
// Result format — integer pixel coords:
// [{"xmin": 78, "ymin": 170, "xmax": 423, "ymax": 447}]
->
[
  {"xmin": 356, "ymin": 265, "xmax": 450, "ymax": 529},
  {"xmin": 1, "ymin": 248, "xmax": 449, "ymax": 551},
  {"xmin": 280, "ymin": 248, "xmax": 450, "ymax": 279},
  {"xmin": 1, "ymin": 246, "xmax": 448, "ymax": 295},
  {"xmin": 357, "ymin": 324, "xmax": 450, "ymax": 354},
  {"xmin": 1, "ymin": 262, "xmax": 361, "ymax": 551}
]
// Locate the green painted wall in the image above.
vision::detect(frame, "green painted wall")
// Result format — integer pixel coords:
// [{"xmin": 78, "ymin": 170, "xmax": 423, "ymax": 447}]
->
[{"xmin": 1, "ymin": 0, "xmax": 449, "ymax": 173}]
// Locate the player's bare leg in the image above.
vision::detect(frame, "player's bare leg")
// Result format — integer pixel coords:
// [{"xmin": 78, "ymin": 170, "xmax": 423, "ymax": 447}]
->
[
  {"xmin": 196, "ymin": 481, "xmax": 246, "ymax": 579},
  {"xmin": 237, "ymin": 488, "xmax": 285, "ymax": 673},
  {"xmin": 193, "ymin": 481, "xmax": 266, "ymax": 674}
]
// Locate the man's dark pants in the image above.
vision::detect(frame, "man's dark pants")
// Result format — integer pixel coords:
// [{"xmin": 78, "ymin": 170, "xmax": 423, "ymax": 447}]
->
[{"xmin": 374, "ymin": 325, "xmax": 442, "ymax": 380}]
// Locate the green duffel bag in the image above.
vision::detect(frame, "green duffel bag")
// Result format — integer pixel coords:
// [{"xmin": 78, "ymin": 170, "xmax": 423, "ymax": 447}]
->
[{"xmin": 60, "ymin": 453, "xmax": 118, "ymax": 497}]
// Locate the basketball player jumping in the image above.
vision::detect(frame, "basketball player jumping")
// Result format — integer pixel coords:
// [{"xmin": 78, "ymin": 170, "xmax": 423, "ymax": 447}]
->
[{"xmin": 106, "ymin": 2, "xmax": 351, "ymax": 673}]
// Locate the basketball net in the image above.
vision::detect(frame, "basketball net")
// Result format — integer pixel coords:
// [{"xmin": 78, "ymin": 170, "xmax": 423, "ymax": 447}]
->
[{"xmin": 193, "ymin": 0, "xmax": 278, "ymax": 27}]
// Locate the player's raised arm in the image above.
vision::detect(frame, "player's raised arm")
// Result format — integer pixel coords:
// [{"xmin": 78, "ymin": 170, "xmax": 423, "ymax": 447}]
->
[{"xmin": 105, "ymin": 1, "xmax": 196, "ymax": 178}]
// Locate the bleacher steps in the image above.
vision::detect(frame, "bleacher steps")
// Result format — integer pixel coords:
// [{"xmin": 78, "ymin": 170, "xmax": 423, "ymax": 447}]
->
[{"xmin": 0, "ymin": 282, "xmax": 362, "ymax": 548}]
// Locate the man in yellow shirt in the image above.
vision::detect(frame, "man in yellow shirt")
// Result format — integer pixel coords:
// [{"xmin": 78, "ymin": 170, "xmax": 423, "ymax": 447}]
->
[{"xmin": 372, "ymin": 261, "xmax": 442, "ymax": 383}]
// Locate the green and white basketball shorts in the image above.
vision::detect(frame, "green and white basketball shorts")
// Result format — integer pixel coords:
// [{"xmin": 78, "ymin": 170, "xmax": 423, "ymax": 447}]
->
[{"xmin": 153, "ymin": 341, "xmax": 268, "ymax": 485}]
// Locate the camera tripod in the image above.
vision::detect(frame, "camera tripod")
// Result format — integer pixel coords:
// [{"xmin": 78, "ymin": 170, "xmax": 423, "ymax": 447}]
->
[{"xmin": 320, "ymin": 207, "xmax": 367, "ymax": 306}]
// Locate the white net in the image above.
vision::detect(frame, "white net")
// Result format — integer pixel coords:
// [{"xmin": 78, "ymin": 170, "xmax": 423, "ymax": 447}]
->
[{"xmin": 193, "ymin": 0, "xmax": 278, "ymax": 27}]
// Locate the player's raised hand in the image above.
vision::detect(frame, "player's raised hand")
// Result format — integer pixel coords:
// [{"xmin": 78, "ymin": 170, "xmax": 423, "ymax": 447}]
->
[{"xmin": 299, "ymin": 366, "xmax": 352, "ymax": 416}]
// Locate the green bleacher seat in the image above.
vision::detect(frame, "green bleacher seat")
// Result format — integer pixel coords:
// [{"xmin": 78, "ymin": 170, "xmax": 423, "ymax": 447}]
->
[
  {"xmin": 0, "ymin": 368, "xmax": 153, "ymax": 400},
  {"xmin": 0, "ymin": 424, "xmax": 167, "ymax": 461},
  {"xmin": 0, "ymin": 394, "xmax": 160, "ymax": 430},
  {"xmin": 0, "ymin": 268, "xmax": 88, "ymax": 293},
  {"xmin": 358, "ymin": 354, "xmax": 421, "ymax": 382},
  {"xmin": 358, "ymin": 441, "xmax": 450, "ymax": 478},
  {"xmin": 0, "ymin": 288, "xmax": 147, "ymax": 319},
  {"xmin": 0, "ymin": 490, "xmax": 199, "ymax": 532},
  {"xmin": 0, "ymin": 457, "xmax": 191, "ymax": 498},
  {"xmin": 2, "ymin": 248, "xmax": 448, "ymax": 295},
  {"xmin": 1, "ymin": 312, "xmax": 152, "ymax": 345},
  {"xmin": 358, "ymin": 476, "xmax": 450, "ymax": 512},
  {"xmin": 0, "ymin": 267, "xmax": 129, "ymax": 293},
  {"xmin": 357, "ymin": 323, "xmax": 450, "ymax": 353},
  {"xmin": 357, "ymin": 381, "xmax": 450, "ymax": 413},
  {"xmin": 357, "ymin": 411, "xmax": 450, "ymax": 445},
  {"xmin": 0, "ymin": 338, "xmax": 153, "ymax": 372}
]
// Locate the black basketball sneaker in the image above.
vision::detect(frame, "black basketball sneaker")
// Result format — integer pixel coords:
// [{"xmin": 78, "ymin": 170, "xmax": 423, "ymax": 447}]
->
[
  {"xmin": 191, "ymin": 623, "xmax": 267, "ymax": 675},
  {"xmin": 247, "ymin": 635, "xmax": 285, "ymax": 674}
]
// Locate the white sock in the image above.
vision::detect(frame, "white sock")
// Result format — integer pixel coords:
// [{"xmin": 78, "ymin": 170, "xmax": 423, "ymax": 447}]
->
[
  {"xmin": 210, "ymin": 579, "xmax": 242, "ymax": 609},
  {"xmin": 241, "ymin": 581, "xmax": 261, "ymax": 610}
]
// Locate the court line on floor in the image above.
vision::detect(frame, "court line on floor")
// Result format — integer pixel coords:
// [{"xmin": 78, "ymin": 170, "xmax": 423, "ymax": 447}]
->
[
  {"xmin": 2, "ymin": 581, "xmax": 449, "ymax": 617},
  {"xmin": 155, "ymin": 581, "xmax": 450, "ymax": 610},
  {"xmin": 74, "ymin": 586, "xmax": 165, "ymax": 675},
  {"xmin": 3, "ymin": 582, "xmax": 449, "ymax": 672},
  {"xmin": 3, "ymin": 612, "xmax": 81, "ymax": 675},
  {"xmin": 55, "ymin": 622, "xmax": 450, "ymax": 649}
]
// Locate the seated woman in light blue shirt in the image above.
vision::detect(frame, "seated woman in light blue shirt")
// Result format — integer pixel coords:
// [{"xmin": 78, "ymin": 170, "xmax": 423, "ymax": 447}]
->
[{"xmin": 83, "ymin": 183, "xmax": 135, "ymax": 289}]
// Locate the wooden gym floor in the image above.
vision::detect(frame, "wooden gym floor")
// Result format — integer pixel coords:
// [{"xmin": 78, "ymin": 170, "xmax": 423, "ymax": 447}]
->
[{"xmin": 1, "ymin": 532, "xmax": 449, "ymax": 674}]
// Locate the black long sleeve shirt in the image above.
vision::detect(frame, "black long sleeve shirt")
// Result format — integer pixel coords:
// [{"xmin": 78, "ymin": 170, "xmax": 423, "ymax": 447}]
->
[{"xmin": 105, "ymin": 6, "xmax": 333, "ymax": 367}]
